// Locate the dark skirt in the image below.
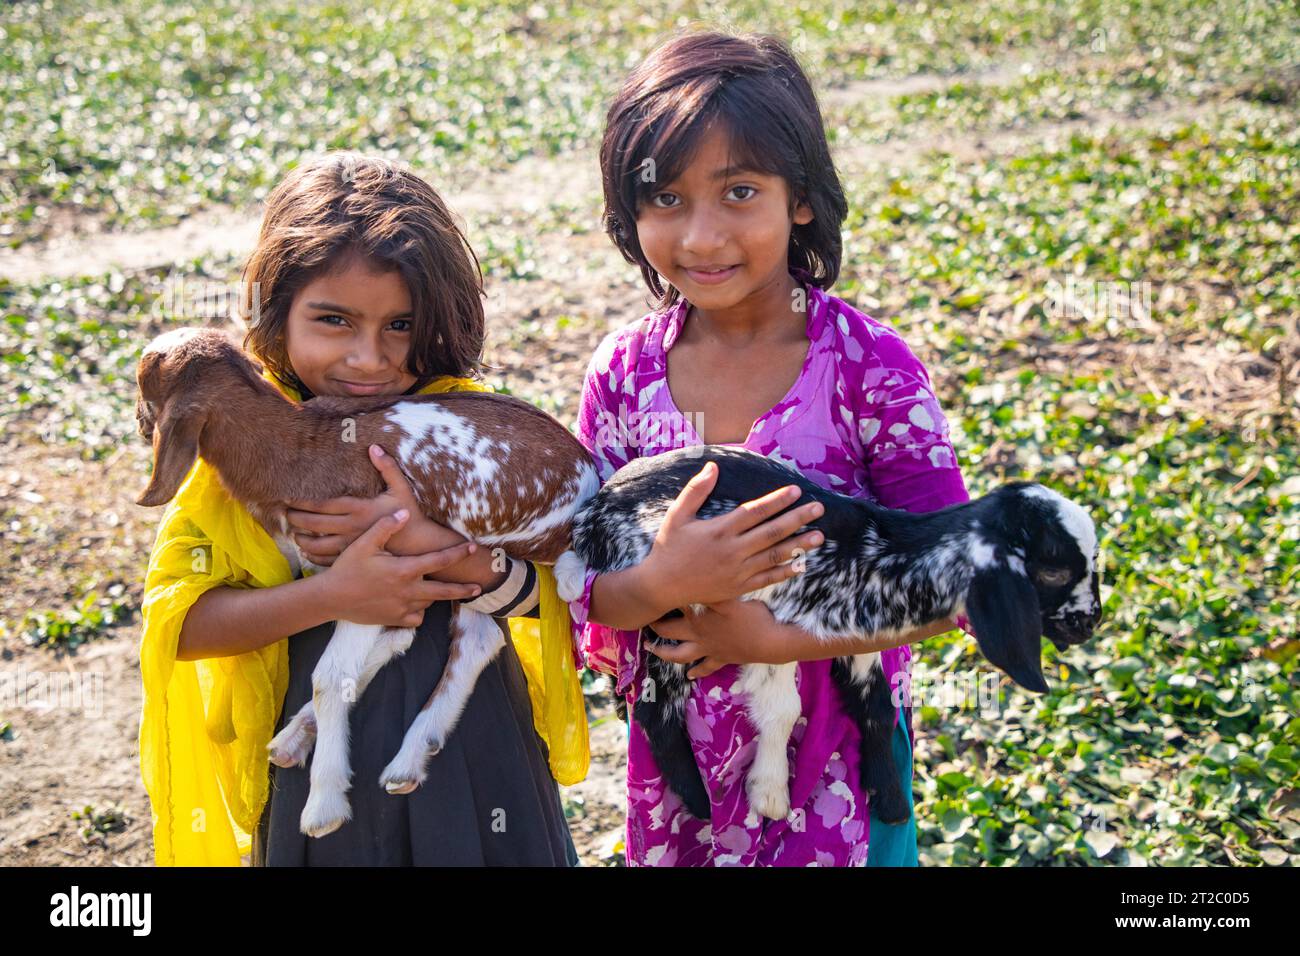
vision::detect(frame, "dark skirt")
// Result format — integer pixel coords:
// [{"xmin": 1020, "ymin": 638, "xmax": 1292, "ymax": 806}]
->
[{"xmin": 251, "ymin": 601, "xmax": 578, "ymax": 866}]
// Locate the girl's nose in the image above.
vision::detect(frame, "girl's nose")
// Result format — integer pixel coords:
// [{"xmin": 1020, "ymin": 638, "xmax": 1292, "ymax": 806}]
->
[
  {"xmin": 347, "ymin": 335, "xmax": 388, "ymax": 373},
  {"xmin": 679, "ymin": 206, "xmax": 726, "ymax": 257}
]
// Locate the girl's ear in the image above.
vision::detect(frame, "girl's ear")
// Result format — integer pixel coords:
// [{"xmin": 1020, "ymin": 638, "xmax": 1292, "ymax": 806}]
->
[
  {"xmin": 792, "ymin": 198, "xmax": 814, "ymax": 226},
  {"xmin": 964, "ymin": 566, "xmax": 1048, "ymax": 693},
  {"xmin": 137, "ymin": 403, "xmax": 204, "ymax": 506}
]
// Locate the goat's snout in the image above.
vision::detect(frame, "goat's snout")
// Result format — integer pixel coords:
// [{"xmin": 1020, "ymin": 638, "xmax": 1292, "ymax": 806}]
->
[
  {"xmin": 1044, "ymin": 611, "xmax": 1095, "ymax": 650},
  {"xmin": 1044, "ymin": 583, "xmax": 1102, "ymax": 649}
]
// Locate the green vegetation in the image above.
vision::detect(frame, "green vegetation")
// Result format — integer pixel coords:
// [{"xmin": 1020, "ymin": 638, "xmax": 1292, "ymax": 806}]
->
[{"xmin": 20, "ymin": 586, "xmax": 134, "ymax": 651}]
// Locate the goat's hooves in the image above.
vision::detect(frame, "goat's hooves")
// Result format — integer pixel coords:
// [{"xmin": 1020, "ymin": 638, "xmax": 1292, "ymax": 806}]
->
[
  {"xmin": 267, "ymin": 748, "xmax": 303, "ymax": 769},
  {"xmin": 379, "ymin": 757, "xmax": 427, "ymax": 794},
  {"xmin": 268, "ymin": 724, "xmax": 316, "ymax": 768},
  {"xmin": 379, "ymin": 736, "xmax": 442, "ymax": 794},
  {"xmin": 300, "ymin": 790, "xmax": 351, "ymax": 838},
  {"xmin": 747, "ymin": 785, "xmax": 791, "ymax": 821}
]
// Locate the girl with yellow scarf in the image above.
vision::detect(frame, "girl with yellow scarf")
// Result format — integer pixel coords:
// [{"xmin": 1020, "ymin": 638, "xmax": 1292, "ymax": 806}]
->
[{"xmin": 138, "ymin": 152, "xmax": 588, "ymax": 866}]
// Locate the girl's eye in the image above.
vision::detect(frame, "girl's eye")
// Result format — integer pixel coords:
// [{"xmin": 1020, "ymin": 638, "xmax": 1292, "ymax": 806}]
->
[
  {"xmin": 650, "ymin": 193, "xmax": 679, "ymax": 209},
  {"xmin": 316, "ymin": 314, "xmax": 348, "ymax": 327},
  {"xmin": 389, "ymin": 319, "xmax": 412, "ymax": 332},
  {"xmin": 727, "ymin": 185, "xmax": 756, "ymax": 201}
]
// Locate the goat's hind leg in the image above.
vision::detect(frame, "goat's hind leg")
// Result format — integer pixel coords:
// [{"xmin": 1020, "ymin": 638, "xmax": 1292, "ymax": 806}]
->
[
  {"xmin": 634, "ymin": 649, "xmax": 710, "ymax": 819},
  {"xmin": 833, "ymin": 653, "xmax": 910, "ymax": 824},
  {"xmin": 380, "ymin": 608, "xmax": 505, "ymax": 794},
  {"xmin": 741, "ymin": 662, "xmax": 801, "ymax": 821},
  {"xmin": 299, "ymin": 623, "xmax": 413, "ymax": 838}
]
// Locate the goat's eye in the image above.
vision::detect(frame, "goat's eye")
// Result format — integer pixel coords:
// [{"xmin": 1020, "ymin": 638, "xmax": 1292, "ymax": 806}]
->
[{"xmin": 1035, "ymin": 566, "xmax": 1072, "ymax": 587}]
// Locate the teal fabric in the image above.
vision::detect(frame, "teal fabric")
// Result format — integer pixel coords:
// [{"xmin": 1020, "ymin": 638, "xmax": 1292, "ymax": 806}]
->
[{"xmin": 866, "ymin": 704, "xmax": 919, "ymax": 866}]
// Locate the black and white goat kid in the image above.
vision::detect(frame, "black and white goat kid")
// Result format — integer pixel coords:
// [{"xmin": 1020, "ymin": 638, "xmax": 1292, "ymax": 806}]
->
[{"xmin": 555, "ymin": 445, "xmax": 1102, "ymax": 823}]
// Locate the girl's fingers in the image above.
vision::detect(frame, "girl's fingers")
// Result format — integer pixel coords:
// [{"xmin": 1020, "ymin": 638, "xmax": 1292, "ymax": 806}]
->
[
  {"xmin": 661, "ymin": 461, "xmax": 719, "ymax": 530},
  {"xmin": 399, "ymin": 541, "xmax": 478, "ymax": 578},
  {"xmin": 643, "ymin": 639, "xmax": 703, "ymax": 663},
  {"xmin": 740, "ymin": 529, "xmax": 823, "ymax": 588},
  {"xmin": 735, "ymin": 499, "xmax": 825, "ymax": 553},
  {"xmin": 717, "ymin": 483, "xmax": 801, "ymax": 536},
  {"xmin": 741, "ymin": 554, "xmax": 809, "ymax": 592},
  {"xmin": 286, "ymin": 508, "xmax": 354, "ymax": 535},
  {"xmin": 292, "ymin": 532, "xmax": 347, "ymax": 557},
  {"xmin": 740, "ymin": 528, "xmax": 823, "ymax": 576},
  {"xmin": 369, "ymin": 445, "xmax": 414, "ymax": 495},
  {"xmin": 354, "ymin": 508, "xmax": 409, "ymax": 554},
  {"xmin": 284, "ymin": 496, "xmax": 364, "ymax": 515},
  {"xmin": 686, "ymin": 657, "xmax": 724, "ymax": 680},
  {"xmin": 411, "ymin": 579, "xmax": 482, "ymax": 603}
]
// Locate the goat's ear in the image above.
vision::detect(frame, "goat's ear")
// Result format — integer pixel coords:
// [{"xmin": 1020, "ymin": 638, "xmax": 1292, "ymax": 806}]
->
[
  {"xmin": 965, "ymin": 566, "xmax": 1048, "ymax": 693},
  {"xmin": 137, "ymin": 404, "xmax": 203, "ymax": 506}
]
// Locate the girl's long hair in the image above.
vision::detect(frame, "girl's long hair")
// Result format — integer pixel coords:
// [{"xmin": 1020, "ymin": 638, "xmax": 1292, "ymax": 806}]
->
[
  {"xmin": 599, "ymin": 30, "xmax": 848, "ymax": 311},
  {"xmin": 239, "ymin": 152, "xmax": 485, "ymax": 396}
]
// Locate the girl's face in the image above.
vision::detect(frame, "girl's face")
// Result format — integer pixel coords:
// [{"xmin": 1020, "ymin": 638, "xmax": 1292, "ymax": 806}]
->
[
  {"xmin": 283, "ymin": 255, "xmax": 419, "ymax": 398},
  {"xmin": 634, "ymin": 123, "xmax": 813, "ymax": 311}
]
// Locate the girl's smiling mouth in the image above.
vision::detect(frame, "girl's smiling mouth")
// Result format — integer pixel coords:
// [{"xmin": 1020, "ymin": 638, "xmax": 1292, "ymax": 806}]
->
[
  {"xmin": 330, "ymin": 378, "xmax": 397, "ymax": 396},
  {"xmin": 682, "ymin": 264, "xmax": 740, "ymax": 285}
]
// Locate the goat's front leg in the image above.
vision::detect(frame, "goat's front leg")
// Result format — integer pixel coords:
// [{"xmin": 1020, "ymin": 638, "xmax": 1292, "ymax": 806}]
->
[
  {"xmin": 299, "ymin": 622, "xmax": 413, "ymax": 837},
  {"xmin": 380, "ymin": 608, "xmax": 505, "ymax": 794},
  {"xmin": 267, "ymin": 700, "xmax": 316, "ymax": 769},
  {"xmin": 739, "ymin": 662, "xmax": 801, "ymax": 820},
  {"xmin": 268, "ymin": 626, "xmax": 415, "ymax": 769}
]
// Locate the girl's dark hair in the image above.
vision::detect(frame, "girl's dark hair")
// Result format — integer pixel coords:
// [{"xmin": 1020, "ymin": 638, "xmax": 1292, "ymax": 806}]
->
[
  {"xmin": 599, "ymin": 30, "xmax": 848, "ymax": 311},
  {"xmin": 239, "ymin": 151, "xmax": 486, "ymax": 395}
]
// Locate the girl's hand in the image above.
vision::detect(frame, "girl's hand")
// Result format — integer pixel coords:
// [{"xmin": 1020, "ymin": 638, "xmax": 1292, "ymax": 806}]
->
[
  {"xmin": 639, "ymin": 460, "xmax": 826, "ymax": 612},
  {"xmin": 286, "ymin": 444, "xmax": 461, "ymax": 565},
  {"xmin": 319, "ymin": 509, "xmax": 483, "ymax": 628},
  {"xmin": 645, "ymin": 598, "xmax": 788, "ymax": 679}
]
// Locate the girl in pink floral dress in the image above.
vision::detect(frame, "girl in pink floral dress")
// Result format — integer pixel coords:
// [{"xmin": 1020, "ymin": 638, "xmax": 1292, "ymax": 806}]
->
[{"xmin": 568, "ymin": 30, "xmax": 977, "ymax": 866}]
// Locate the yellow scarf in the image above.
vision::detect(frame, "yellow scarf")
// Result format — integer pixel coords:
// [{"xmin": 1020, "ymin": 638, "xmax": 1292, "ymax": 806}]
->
[{"xmin": 138, "ymin": 369, "xmax": 589, "ymax": 866}]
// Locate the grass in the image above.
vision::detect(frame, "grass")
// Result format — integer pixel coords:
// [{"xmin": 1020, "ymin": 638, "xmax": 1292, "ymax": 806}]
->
[{"xmin": 4, "ymin": 0, "xmax": 1295, "ymax": 243}]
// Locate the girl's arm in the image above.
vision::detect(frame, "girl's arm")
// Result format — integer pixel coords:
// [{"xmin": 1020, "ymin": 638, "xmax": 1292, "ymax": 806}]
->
[
  {"xmin": 646, "ymin": 597, "xmax": 961, "ymax": 678},
  {"xmin": 176, "ymin": 510, "xmax": 483, "ymax": 661},
  {"xmin": 777, "ymin": 615, "xmax": 961, "ymax": 659},
  {"xmin": 177, "ymin": 574, "xmax": 343, "ymax": 661},
  {"xmin": 587, "ymin": 560, "xmax": 675, "ymax": 632}
]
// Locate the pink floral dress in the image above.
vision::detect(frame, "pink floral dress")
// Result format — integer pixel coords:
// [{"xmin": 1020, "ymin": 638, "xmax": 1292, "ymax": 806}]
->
[{"xmin": 568, "ymin": 268, "xmax": 976, "ymax": 865}]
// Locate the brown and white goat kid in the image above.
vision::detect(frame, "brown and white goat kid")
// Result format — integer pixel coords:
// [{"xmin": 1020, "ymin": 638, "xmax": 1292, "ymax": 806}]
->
[{"xmin": 135, "ymin": 327, "xmax": 598, "ymax": 837}]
